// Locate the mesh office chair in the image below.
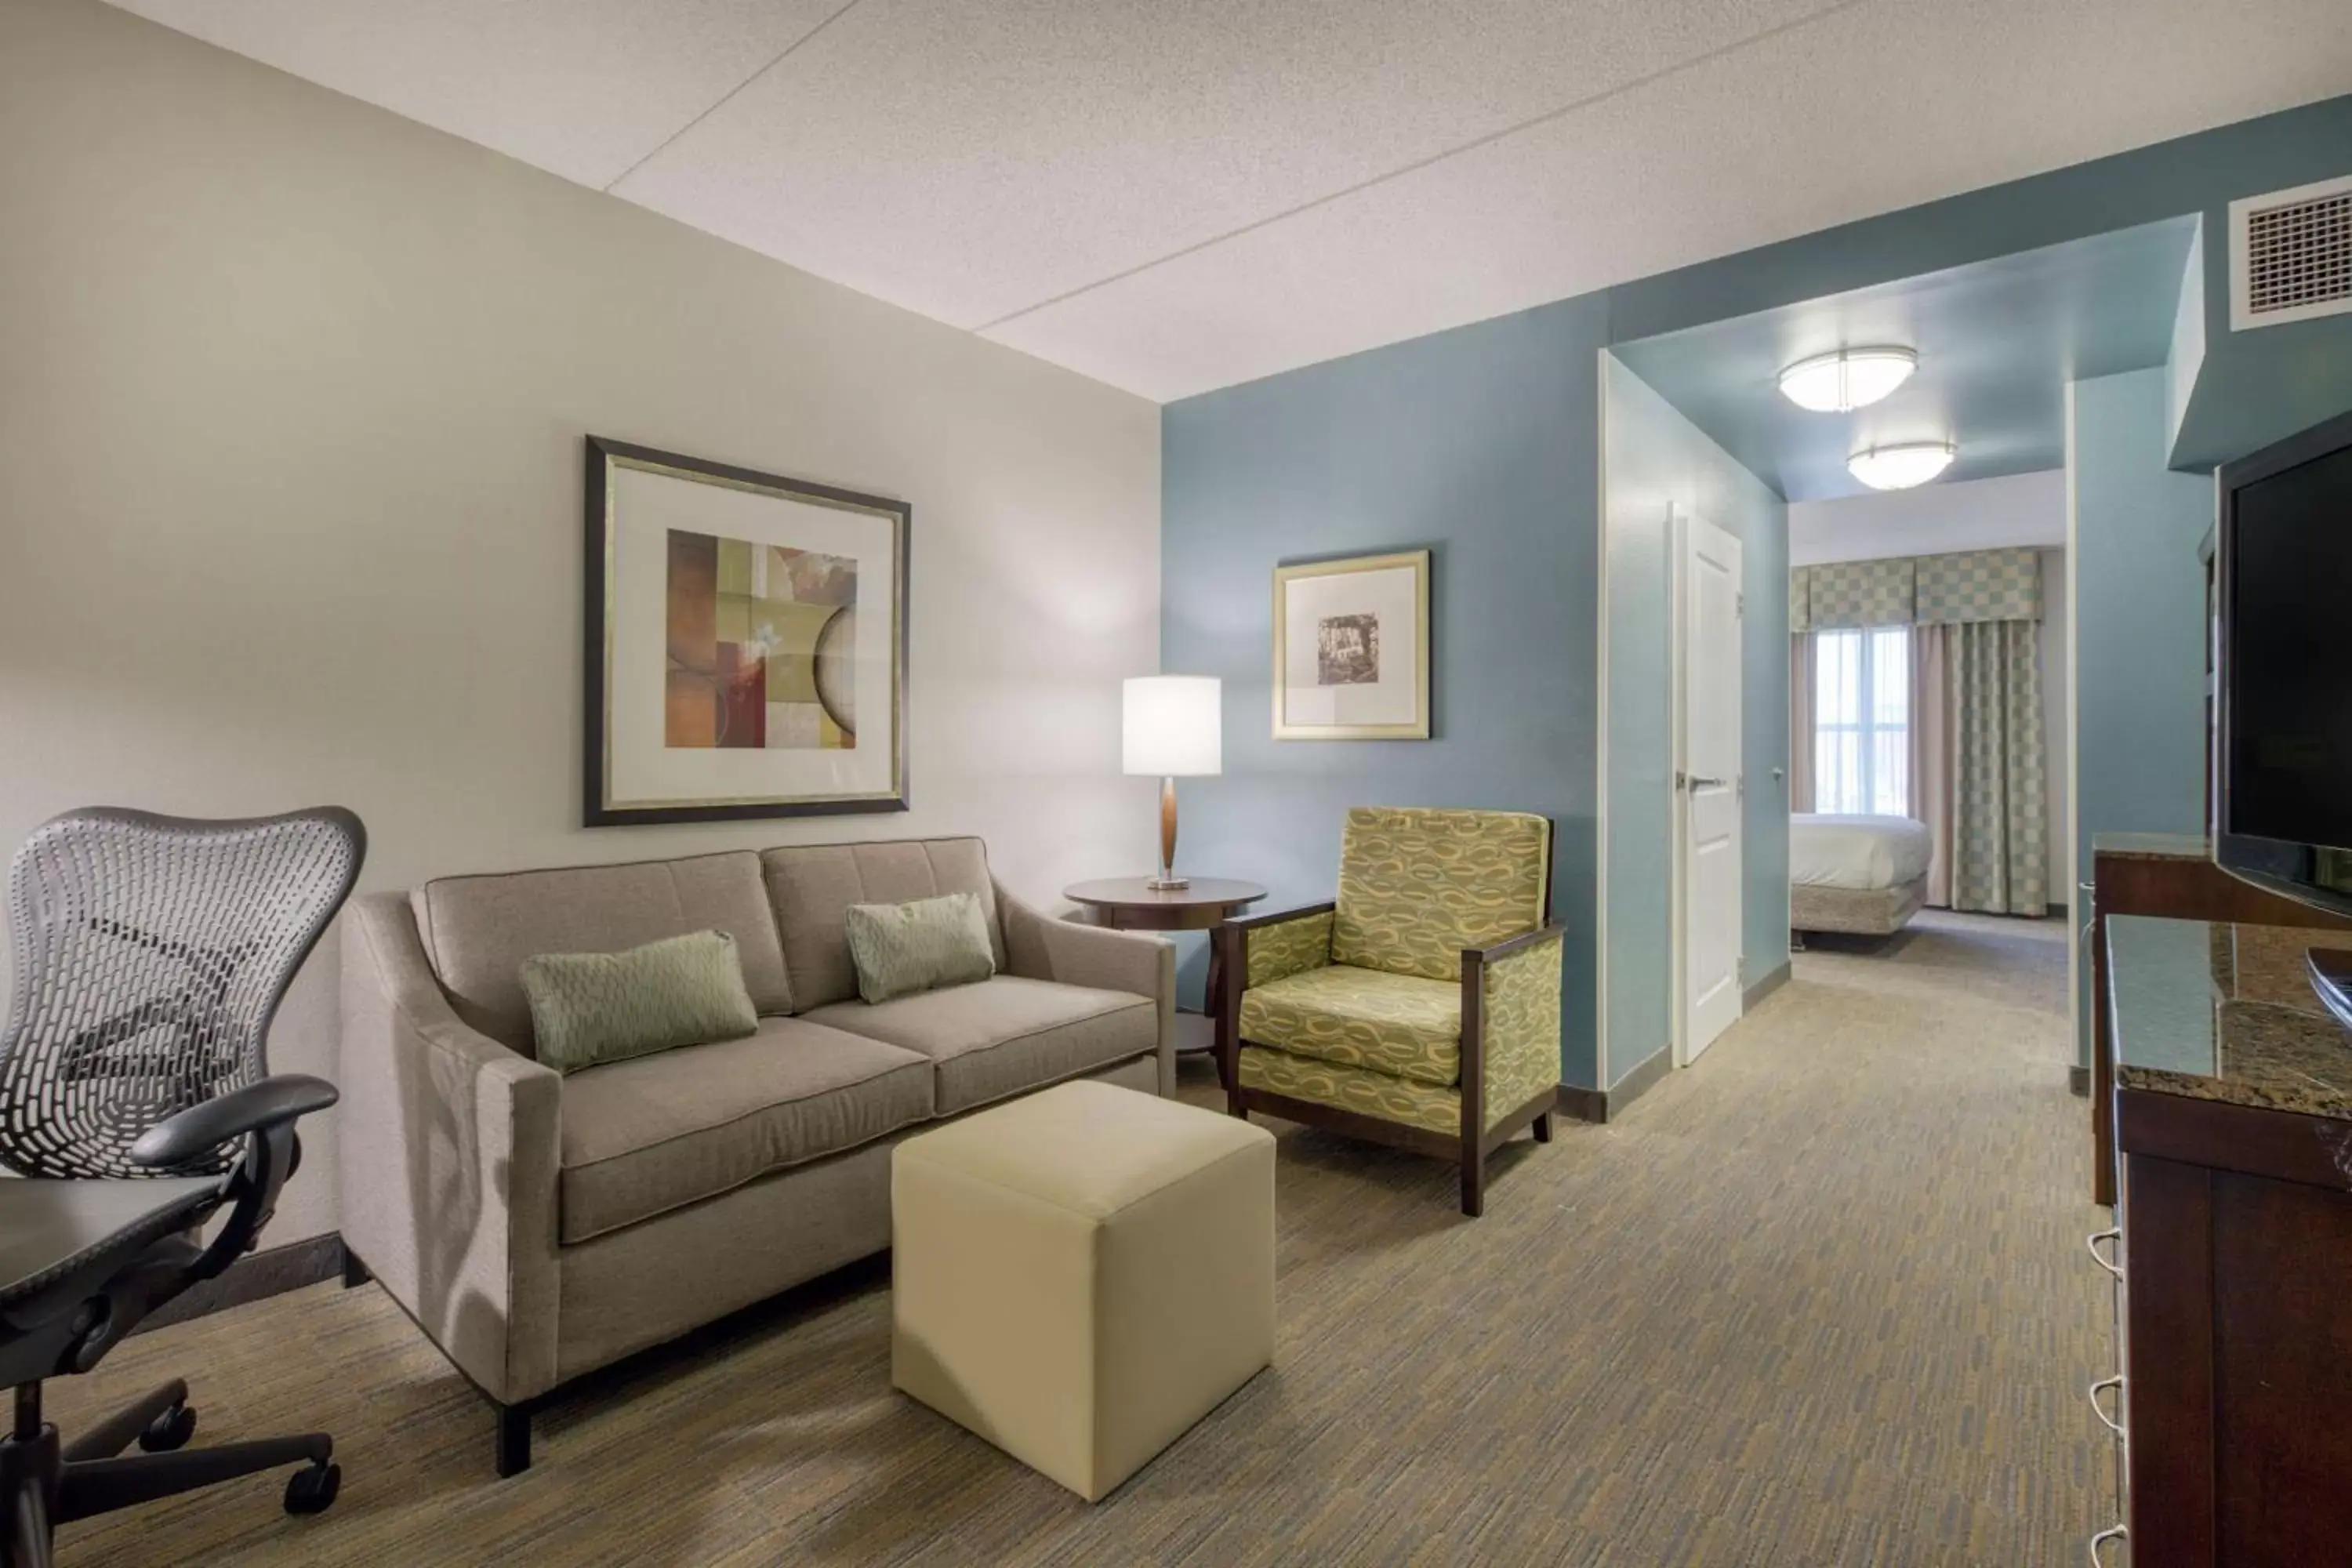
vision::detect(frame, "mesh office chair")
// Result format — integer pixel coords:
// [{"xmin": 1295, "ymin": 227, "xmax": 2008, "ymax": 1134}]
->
[{"xmin": 0, "ymin": 807, "xmax": 363, "ymax": 1567}]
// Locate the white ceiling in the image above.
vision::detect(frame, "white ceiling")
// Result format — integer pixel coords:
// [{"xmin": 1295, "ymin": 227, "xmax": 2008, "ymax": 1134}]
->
[{"xmin": 109, "ymin": 0, "xmax": 2352, "ymax": 402}]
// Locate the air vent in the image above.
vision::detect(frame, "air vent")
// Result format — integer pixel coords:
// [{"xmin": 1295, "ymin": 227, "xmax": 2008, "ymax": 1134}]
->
[{"xmin": 2230, "ymin": 173, "xmax": 2352, "ymax": 331}]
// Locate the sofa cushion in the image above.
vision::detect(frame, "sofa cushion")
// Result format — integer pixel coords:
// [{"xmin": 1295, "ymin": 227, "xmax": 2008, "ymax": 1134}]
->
[
  {"xmin": 557, "ymin": 1016, "xmax": 931, "ymax": 1243},
  {"xmin": 807, "ymin": 975, "xmax": 1153, "ymax": 1116},
  {"xmin": 412, "ymin": 852, "xmax": 792, "ymax": 1055},
  {"xmin": 1237, "ymin": 964, "xmax": 1461, "ymax": 1087},
  {"xmin": 1330, "ymin": 806, "xmax": 1550, "ymax": 982},
  {"xmin": 762, "ymin": 839, "xmax": 1004, "ymax": 1011},
  {"xmin": 521, "ymin": 931, "xmax": 762, "ymax": 1074},
  {"xmin": 1236, "ymin": 1045, "xmax": 1459, "ymax": 1135},
  {"xmin": 844, "ymin": 891, "xmax": 998, "ymax": 1004}
]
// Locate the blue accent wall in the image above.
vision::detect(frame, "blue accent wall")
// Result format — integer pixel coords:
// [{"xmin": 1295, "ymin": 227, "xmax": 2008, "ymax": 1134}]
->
[
  {"xmin": 1162, "ymin": 94, "xmax": 2350, "ymax": 1093},
  {"xmin": 1162, "ymin": 298, "xmax": 1610, "ymax": 1077},
  {"xmin": 2069, "ymin": 368, "xmax": 2214, "ymax": 1063},
  {"xmin": 1601, "ymin": 355, "xmax": 1788, "ymax": 1087}
]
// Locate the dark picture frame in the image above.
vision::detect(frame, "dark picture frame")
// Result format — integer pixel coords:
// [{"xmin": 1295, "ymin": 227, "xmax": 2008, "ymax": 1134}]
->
[{"xmin": 583, "ymin": 436, "xmax": 910, "ymax": 827}]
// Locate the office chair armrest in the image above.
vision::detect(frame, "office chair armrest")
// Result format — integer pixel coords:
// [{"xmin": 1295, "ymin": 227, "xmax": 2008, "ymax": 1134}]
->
[{"xmin": 129, "ymin": 1073, "xmax": 339, "ymax": 1169}]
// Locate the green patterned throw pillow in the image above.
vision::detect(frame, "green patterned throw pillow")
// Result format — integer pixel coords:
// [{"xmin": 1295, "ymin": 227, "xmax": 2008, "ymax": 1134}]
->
[
  {"xmin": 519, "ymin": 930, "xmax": 760, "ymax": 1074},
  {"xmin": 843, "ymin": 891, "xmax": 997, "ymax": 1004}
]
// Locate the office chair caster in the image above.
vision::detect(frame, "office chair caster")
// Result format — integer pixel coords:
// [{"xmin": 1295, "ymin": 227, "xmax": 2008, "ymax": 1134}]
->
[
  {"xmin": 283, "ymin": 1461, "xmax": 339, "ymax": 1516},
  {"xmin": 137, "ymin": 1403, "xmax": 195, "ymax": 1454}
]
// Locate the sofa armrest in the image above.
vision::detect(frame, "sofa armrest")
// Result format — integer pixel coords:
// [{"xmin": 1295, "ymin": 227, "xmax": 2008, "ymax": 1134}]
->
[
  {"xmin": 339, "ymin": 891, "xmax": 563, "ymax": 1405},
  {"xmin": 997, "ymin": 882, "xmax": 1176, "ymax": 1094},
  {"xmin": 1462, "ymin": 924, "xmax": 1566, "ymax": 1133}
]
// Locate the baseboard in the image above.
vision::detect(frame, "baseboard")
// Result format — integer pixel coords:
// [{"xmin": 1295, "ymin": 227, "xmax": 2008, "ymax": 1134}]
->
[
  {"xmin": 2069, "ymin": 1065, "xmax": 2092, "ymax": 1098},
  {"xmin": 1557, "ymin": 1083, "xmax": 1606, "ymax": 1123},
  {"xmin": 133, "ymin": 1232, "xmax": 346, "ymax": 1336},
  {"xmin": 1560, "ymin": 1044, "xmax": 1673, "ymax": 1126},
  {"xmin": 1743, "ymin": 960, "xmax": 1791, "ymax": 1010}
]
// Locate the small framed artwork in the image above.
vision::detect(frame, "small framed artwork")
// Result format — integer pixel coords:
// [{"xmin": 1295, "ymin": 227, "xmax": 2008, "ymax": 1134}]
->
[
  {"xmin": 583, "ymin": 436, "xmax": 909, "ymax": 826},
  {"xmin": 1271, "ymin": 548, "xmax": 1431, "ymax": 740}
]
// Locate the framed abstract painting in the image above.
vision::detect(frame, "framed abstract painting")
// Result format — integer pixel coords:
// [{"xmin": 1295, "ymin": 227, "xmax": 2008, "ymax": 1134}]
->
[
  {"xmin": 583, "ymin": 436, "xmax": 909, "ymax": 826},
  {"xmin": 1270, "ymin": 548, "xmax": 1431, "ymax": 740}
]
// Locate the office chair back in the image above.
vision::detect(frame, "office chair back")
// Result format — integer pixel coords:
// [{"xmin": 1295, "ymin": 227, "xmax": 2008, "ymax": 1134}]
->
[{"xmin": 0, "ymin": 807, "xmax": 365, "ymax": 1180}]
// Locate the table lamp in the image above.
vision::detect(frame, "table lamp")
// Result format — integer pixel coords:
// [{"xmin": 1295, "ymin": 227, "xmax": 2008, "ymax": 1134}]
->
[{"xmin": 1122, "ymin": 676, "xmax": 1221, "ymax": 890}]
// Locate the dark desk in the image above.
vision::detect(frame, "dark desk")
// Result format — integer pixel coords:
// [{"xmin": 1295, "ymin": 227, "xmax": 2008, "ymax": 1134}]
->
[{"xmin": 2102, "ymin": 915, "xmax": 2352, "ymax": 1566}]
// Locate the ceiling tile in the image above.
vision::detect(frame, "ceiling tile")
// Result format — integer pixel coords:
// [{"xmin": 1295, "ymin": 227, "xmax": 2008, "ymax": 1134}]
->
[
  {"xmin": 984, "ymin": 0, "xmax": 2352, "ymax": 399},
  {"xmin": 107, "ymin": 0, "xmax": 851, "ymax": 189},
  {"xmin": 611, "ymin": 0, "xmax": 1846, "ymax": 328}
]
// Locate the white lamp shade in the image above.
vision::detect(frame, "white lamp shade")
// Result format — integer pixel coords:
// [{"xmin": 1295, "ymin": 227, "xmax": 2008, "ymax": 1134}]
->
[{"xmin": 1123, "ymin": 676, "xmax": 1221, "ymax": 777}]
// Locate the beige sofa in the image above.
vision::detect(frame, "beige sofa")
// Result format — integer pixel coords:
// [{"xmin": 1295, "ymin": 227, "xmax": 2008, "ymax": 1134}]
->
[{"xmin": 336, "ymin": 837, "xmax": 1173, "ymax": 1475}]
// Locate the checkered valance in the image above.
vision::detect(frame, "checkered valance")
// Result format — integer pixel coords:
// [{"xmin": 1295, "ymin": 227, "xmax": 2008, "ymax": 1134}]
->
[
  {"xmin": 1792, "ymin": 548, "xmax": 2042, "ymax": 630},
  {"xmin": 1799, "ymin": 557, "xmax": 1915, "ymax": 631},
  {"xmin": 1915, "ymin": 547, "xmax": 2042, "ymax": 625}
]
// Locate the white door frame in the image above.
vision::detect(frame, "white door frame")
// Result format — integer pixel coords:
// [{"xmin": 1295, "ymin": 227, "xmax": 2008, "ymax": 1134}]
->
[{"xmin": 1669, "ymin": 506, "xmax": 1744, "ymax": 1067}]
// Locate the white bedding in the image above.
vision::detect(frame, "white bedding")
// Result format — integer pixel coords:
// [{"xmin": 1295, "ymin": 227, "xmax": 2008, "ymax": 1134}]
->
[{"xmin": 1791, "ymin": 814, "xmax": 1931, "ymax": 891}]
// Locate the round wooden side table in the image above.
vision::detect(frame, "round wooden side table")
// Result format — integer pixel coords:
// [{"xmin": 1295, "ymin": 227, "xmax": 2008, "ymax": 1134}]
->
[{"xmin": 1062, "ymin": 877, "xmax": 1268, "ymax": 1087}]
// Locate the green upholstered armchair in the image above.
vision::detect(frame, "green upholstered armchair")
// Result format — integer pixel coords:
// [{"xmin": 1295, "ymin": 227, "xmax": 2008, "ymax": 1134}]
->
[{"xmin": 1212, "ymin": 807, "xmax": 1563, "ymax": 1217}]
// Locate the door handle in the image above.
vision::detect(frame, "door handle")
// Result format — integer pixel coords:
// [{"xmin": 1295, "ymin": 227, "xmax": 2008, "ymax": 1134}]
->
[{"xmin": 1687, "ymin": 775, "xmax": 1726, "ymax": 789}]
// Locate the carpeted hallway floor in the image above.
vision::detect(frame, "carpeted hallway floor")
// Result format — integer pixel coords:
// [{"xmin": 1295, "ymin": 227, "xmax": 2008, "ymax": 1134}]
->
[{"xmin": 52, "ymin": 910, "xmax": 2110, "ymax": 1566}]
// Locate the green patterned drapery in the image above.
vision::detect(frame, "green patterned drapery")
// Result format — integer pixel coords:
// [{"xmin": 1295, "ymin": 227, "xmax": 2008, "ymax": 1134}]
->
[{"xmin": 1944, "ymin": 619, "xmax": 2048, "ymax": 915}]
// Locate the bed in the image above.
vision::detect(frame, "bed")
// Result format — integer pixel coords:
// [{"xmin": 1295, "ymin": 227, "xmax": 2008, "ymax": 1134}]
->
[{"xmin": 1790, "ymin": 814, "xmax": 1931, "ymax": 937}]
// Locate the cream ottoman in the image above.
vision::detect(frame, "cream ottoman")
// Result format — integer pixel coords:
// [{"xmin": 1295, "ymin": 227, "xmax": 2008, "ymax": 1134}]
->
[{"xmin": 891, "ymin": 1079, "xmax": 1276, "ymax": 1501}]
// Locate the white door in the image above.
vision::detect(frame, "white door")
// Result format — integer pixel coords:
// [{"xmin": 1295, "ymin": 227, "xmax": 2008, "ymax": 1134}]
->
[{"xmin": 1677, "ymin": 512, "xmax": 1744, "ymax": 1063}]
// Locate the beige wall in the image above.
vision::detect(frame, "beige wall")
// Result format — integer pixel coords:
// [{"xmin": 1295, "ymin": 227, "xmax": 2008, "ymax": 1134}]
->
[{"xmin": 0, "ymin": 0, "xmax": 1162, "ymax": 1240}]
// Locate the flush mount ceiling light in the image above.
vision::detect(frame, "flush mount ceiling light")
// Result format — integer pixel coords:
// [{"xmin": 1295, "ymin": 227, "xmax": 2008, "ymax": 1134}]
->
[
  {"xmin": 1848, "ymin": 441, "xmax": 1957, "ymax": 491},
  {"xmin": 1777, "ymin": 347, "xmax": 1918, "ymax": 412}
]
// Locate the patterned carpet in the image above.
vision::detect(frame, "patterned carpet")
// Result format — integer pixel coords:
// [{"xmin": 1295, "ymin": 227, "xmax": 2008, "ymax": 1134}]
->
[{"xmin": 52, "ymin": 911, "xmax": 2108, "ymax": 1566}]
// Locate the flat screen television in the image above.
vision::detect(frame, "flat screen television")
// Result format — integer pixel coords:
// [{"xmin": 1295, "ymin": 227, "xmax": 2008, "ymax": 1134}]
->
[{"xmin": 2215, "ymin": 408, "xmax": 2352, "ymax": 1021}]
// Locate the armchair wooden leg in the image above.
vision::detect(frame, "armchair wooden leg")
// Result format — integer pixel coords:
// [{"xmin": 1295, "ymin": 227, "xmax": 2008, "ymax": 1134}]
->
[
  {"xmin": 1532, "ymin": 1112, "xmax": 1553, "ymax": 1144},
  {"xmin": 340, "ymin": 1247, "xmax": 371, "ymax": 1290},
  {"xmin": 1458, "ymin": 1145, "xmax": 1485, "ymax": 1218}
]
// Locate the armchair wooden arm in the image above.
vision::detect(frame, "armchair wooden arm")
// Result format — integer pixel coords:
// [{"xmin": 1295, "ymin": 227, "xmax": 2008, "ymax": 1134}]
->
[
  {"xmin": 1213, "ymin": 903, "xmax": 1335, "ymax": 1089},
  {"xmin": 1458, "ymin": 923, "xmax": 1567, "ymax": 1215}
]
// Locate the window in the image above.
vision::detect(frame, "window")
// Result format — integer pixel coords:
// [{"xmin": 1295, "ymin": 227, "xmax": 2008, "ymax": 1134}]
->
[{"xmin": 1814, "ymin": 626, "xmax": 1910, "ymax": 816}]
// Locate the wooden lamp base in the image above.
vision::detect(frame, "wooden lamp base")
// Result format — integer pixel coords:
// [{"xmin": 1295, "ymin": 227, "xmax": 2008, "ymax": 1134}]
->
[{"xmin": 1149, "ymin": 775, "xmax": 1189, "ymax": 890}]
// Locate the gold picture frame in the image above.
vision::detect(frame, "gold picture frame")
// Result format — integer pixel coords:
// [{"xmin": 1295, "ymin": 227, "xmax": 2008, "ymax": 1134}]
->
[{"xmin": 1271, "ymin": 549, "xmax": 1431, "ymax": 740}]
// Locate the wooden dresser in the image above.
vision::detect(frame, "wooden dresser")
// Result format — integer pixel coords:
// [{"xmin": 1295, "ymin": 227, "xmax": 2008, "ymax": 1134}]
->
[{"xmin": 2098, "ymin": 913, "xmax": 2352, "ymax": 1565}]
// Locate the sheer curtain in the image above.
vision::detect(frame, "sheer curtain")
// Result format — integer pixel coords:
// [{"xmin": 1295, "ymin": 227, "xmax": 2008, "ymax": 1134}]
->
[{"xmin": 1806, "ymin": 625, "xmax": 1908, "ymax": 817}]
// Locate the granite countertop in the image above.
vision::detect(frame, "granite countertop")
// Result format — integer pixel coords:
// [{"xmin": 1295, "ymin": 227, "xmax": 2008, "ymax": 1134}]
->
[{"xmin": 2109, "ymin": 914, "xmax": 2352, "ymax": 1120}]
